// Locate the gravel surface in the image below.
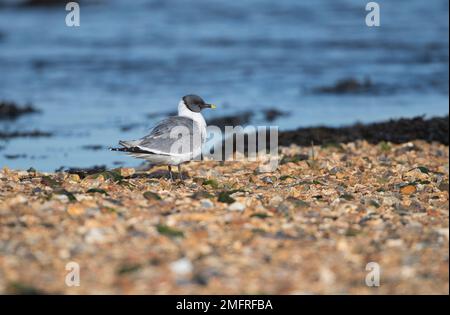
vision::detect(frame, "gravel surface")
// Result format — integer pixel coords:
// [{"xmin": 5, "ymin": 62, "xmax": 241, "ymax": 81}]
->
[{"xmin": 0, "ymin": 140, "xmax": 448, "ymax": 294}]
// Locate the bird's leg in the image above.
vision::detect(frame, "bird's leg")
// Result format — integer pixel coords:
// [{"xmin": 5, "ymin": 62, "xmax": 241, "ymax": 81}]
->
[
  {"xmin": 168, "ymin": 165, "xmax": 173, "ymax": 181},
  {"xmin": 178, "ymin": 164, "xmax": 183, "ymax": 181}
]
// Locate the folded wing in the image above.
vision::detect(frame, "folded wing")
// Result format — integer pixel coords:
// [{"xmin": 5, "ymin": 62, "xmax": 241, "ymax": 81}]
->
[{"xmin": 119, "ymin": 116, "xmax": 202, "ymax": 156}]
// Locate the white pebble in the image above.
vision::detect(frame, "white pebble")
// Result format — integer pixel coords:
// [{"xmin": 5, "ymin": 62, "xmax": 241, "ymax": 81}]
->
[
  {"xmin": 437, "ymin": 228, "xmax": 449, "ymax": 241},
  {"xmin": 228, "ymin": 202, "xmax": 245, "ymax": 212},
  {"xmin": 85, "ymin": 228, "xmax": 105, "ymax": 244},
  {"xmin": 170, "ymin": 258, "xmax": 193, "ymax": 276}
]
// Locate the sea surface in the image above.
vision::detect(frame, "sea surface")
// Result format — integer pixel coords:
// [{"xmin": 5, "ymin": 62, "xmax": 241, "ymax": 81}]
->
[{"xmin": 0, "ymin": 0, "xmax": 448, "ymax": 171}]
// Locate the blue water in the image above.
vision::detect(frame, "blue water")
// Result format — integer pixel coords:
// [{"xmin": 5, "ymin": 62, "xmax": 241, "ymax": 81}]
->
[{"xmin": 0, "ymin": 0, "xmax": 448, "ymax": 171}]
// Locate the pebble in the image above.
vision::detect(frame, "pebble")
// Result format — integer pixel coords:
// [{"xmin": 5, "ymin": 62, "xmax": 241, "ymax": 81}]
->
[
  {"xmin": 8, "ymin": 194, "xmax": 27, "ymax": 205},
  {"xmin": 436, "ymin": 228, "xmax": 449, "ymax": 240},
  {"xmin": 228, "ymin": 202, "xmax": 246, "ymax": 212},
  {"xmin": 401, "ymin": 185, "xmax": 417, "ymax": 195},
  {"xmin": 269, "ymin": 195, "xmax": 284, "ymax": 207},
  {"xmin": 67, "ymin": 204, "xmax": 86, "ymax": 216},
  {"xmin": 386, "ymin": 239, "xmax": 404, "ymax": 247},
  {"xmin": 170, "ymin": 258, "xmax": 193, "ymax": 276},
  {"xmin": 54, "ymin": 194, "xmax": 69, "ymax": 202},
  {"xmin": 84, "ymin": 228, "xmax": 106, "ymax": 244},
  {"xmin": 120, "ymin": 168, "xmax": 135, "ymax": 177},
  {"xmin": 17, "ymin": 171, "xmax": 28, "ymax": 177},
  {"xmin": 200, "ymin": 199, "xmax": 214, "ymax": 209},
  {"xmin": 383, "ymin": 196, "xmax": 399, "ymax": 207},
  {"xmin": 261, "ymin": 176, "xmax": 274, "ymax": 184}
]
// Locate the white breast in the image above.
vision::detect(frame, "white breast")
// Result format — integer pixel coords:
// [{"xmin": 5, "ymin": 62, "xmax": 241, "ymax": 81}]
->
[{"xmin": 178, "ymin": 100, "xmax": 207, "ymax": 141}]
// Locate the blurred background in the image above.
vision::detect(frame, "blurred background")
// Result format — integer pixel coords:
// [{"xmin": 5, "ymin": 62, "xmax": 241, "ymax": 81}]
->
[{"xmin": 0, "ymin": 0, "xmax": 448, "ymax": 171}]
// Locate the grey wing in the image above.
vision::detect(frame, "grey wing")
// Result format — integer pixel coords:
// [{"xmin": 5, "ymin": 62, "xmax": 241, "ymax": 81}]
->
[{"xmin": 136, "ymin": 116, "xmax": 202, "ymax": 155}]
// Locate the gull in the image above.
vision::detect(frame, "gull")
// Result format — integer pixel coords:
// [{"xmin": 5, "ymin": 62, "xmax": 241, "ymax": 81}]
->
[{"xmin": 111, "ymin": 95, "xmax": 216, "ymax": 181}]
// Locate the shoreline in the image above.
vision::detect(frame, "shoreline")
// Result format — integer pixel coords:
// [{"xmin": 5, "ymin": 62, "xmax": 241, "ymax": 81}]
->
[{"xmin": 1, "ymin": 114, "xmax": 448, "ymax": 173}]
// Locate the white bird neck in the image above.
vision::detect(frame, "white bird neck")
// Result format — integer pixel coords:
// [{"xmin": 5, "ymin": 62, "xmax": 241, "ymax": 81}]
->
[{"xmin": 178, "ymin": 100, "xmax": 207, "ymax": 140}]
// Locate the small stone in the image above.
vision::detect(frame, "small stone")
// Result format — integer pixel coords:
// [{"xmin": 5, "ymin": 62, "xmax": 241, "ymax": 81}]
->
[
  {"xmin": 386, "ymin": 239, "xmax": 404, "ymax": 247},
  {"xmin": 319, "ymin": 267, "xmax": 336, "ymax": 285},
  {"xmin": 85, "ymin": 228, "xmax": 106, "ymax": 244},
  {"xmin": 269, "ymin": 195, "xmax": 284, "ymax": 207},
  {"xmin": 436, "ymin": 228, "xmax": 449, "ymax": 241},
  {"xmin": 120, "ymin": 168, "xmax": 135, "ymax": 177},
  {"xmin": 262, "ymin": 176, "xmax": 274, "ymax": 184},
  {"xmin": 329, "ymin": 167, "xmax": 341, "ymax": 175},
  {"xmin": 276, "ymin": 203, "xmax": 290, "ymax": 214},
  {"xmin": 228, "ymin": 202, "xmax": 245, "ymax": 212},
  {"xmin": 395, "ymin": 142, "xmax": 418, "ymax": 154},
  {"xmin": 400, "ymin": 185, "xmax": 416, "ymax": 195},
  {"xmin": 8, "ymin": 194, "xmax": 27, "ymax": 205},
  {"xmin": 58, "ymin": 249, "xmax": 71, "ymax": 259},
  {"xmin": 200, "ymin": 199, "xmax": 214, "ymax": 208},
  {"xmin": 67, "ymin": 204, "xmax": 85, "ymax": 216},
  {"xmin": 143, "ymin": 191, "xmax": 161, "ymax": 201},
  {"xmin": 17, "ymin": 171, "xmax": 28, "ymax": 177},
  {"xmin": 170, "ymin": 258, "xmax": 193, "ymax": 276},
  {"xmin": 54, "ymin": 194, "xmax": 69, "ymax": 202},
  {"xmin": 438, "ymin": 182, "xmax": 449, "ymax": 192},
  {"xmin": 401, "ymin": 266, "xmax": 416, "ymax": 278},
  {"xmin": 68, "ymin": 174, "xmax": 80, "ymax": 182},
  {"xmin": 383, "ymin": 196, "xmax": 399, "ymax": 206}
]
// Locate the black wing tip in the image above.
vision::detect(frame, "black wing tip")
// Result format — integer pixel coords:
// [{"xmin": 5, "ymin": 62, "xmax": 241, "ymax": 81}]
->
[{"xmin": 110, "ymin": 146, "xmax": 155, "ymax": 154}]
